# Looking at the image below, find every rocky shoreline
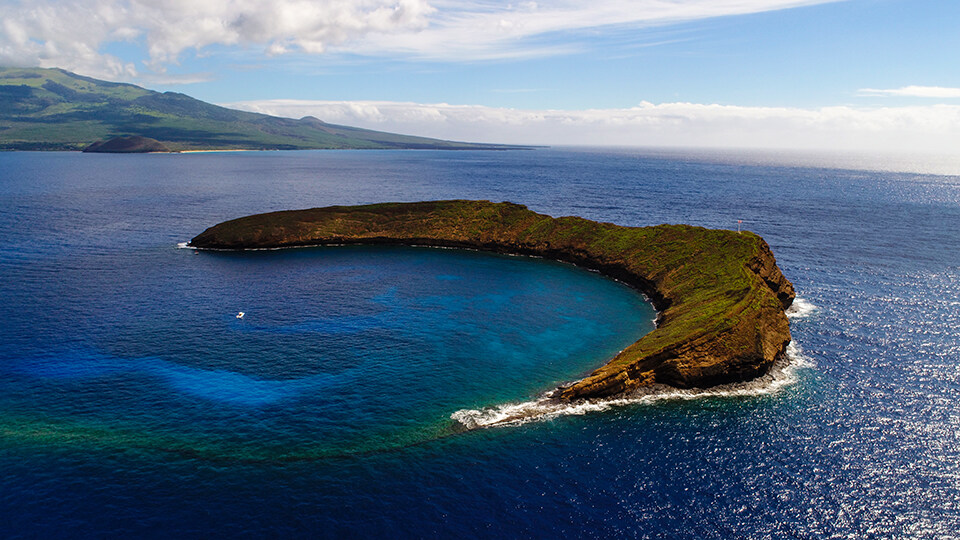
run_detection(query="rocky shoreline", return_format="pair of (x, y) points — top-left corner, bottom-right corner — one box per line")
(190, 200), (794, 400)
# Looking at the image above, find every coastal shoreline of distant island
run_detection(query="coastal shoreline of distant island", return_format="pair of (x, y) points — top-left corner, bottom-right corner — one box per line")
(0, 66), (537, 152)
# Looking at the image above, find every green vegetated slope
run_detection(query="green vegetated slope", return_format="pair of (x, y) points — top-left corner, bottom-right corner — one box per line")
(191, 200), (795, 399)
(0, 67), (522, 151)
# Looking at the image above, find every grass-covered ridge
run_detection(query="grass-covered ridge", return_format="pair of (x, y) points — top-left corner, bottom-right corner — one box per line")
(190, 200), (795, 399)
(0, 67), (527, 151)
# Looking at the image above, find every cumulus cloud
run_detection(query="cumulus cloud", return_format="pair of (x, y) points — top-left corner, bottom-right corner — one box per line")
(858, 86), (960, 98)
(0, 0), (842, 78)
(0, 0), (434, 79)
(225, 98), (960, 154)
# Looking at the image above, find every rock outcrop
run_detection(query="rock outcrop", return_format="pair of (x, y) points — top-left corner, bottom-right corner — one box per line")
(190, 200), (795, 400)
(82, 135), (171, 153)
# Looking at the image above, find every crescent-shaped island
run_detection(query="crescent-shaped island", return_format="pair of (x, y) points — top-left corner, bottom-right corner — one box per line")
(190, 200), (795, 401)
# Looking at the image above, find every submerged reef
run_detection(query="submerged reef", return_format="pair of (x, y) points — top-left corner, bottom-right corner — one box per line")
(190, 200), (794, 400)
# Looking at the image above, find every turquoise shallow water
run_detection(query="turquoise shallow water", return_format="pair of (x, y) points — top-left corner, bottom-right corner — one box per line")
(1, 243), (655, 459)
(2, 149), (960, 537)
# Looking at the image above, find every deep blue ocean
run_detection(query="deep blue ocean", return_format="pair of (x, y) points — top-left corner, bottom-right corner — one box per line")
(1, 148), (959, 538)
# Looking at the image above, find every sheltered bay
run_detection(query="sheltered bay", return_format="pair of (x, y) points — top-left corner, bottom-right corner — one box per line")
(190, 200), (795, 400)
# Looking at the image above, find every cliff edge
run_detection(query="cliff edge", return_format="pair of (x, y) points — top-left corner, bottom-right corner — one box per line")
(190, 200), (795, 400)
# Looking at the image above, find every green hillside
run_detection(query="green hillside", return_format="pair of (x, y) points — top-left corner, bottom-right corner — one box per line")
(0, 67), (523, 151)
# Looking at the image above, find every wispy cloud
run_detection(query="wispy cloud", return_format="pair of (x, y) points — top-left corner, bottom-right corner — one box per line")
(352, 0), (846, 60)
(138, 72), (216, 85)
(225, 98), (960, 154)
(490, 88), (544, 94)
(858, 86), (960, 98)
(0, 0), (845, 79)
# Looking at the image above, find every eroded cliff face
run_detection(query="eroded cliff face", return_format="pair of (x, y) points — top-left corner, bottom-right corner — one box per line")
(191, 200), (795, 401)
(748, 239), (796, 310)
(558, 248), (793, 399)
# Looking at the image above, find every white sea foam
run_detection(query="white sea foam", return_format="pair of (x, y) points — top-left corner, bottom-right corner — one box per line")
(176, 242), (190, 249)
(450, 341), (814, 430)
(786, 296), (817, 319)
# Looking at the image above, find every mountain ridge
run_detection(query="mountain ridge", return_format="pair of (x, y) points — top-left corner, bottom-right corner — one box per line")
(0, 67), (527, 151)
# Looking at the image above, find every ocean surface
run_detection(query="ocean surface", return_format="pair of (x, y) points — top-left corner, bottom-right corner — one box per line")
(1, 148), (959, 538)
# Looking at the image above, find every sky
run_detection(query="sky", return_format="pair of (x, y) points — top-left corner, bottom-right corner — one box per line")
(3, 0), (960, 152)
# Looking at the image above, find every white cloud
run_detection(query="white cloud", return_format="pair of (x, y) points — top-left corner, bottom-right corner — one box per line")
(353, 0), (845, 60)
(0, 1), (139, 79)
(138, 72), (216, 85)
(858, 86), (960, 98)
(224, 98), (960, 154)
(0, 0), (434, 79)
(0, 0), (844, 78)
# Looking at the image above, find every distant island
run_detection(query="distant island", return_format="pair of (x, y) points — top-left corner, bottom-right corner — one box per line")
(0, 67), (531, 152)
(190, 200), (795, 400)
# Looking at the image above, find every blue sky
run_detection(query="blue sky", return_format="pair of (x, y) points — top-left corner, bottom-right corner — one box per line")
(3, 0), (960, 151)
(171, 0), (960, 109)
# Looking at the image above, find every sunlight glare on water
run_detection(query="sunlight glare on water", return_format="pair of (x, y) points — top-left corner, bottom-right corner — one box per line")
(1, 149), (959, 537)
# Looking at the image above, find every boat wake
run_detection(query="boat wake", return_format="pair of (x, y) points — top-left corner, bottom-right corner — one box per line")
(451, 341), (814, 430)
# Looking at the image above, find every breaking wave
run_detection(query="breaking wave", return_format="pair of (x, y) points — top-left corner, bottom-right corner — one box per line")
(451, 341), (814, 430)
(787, 296), (817, 319)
